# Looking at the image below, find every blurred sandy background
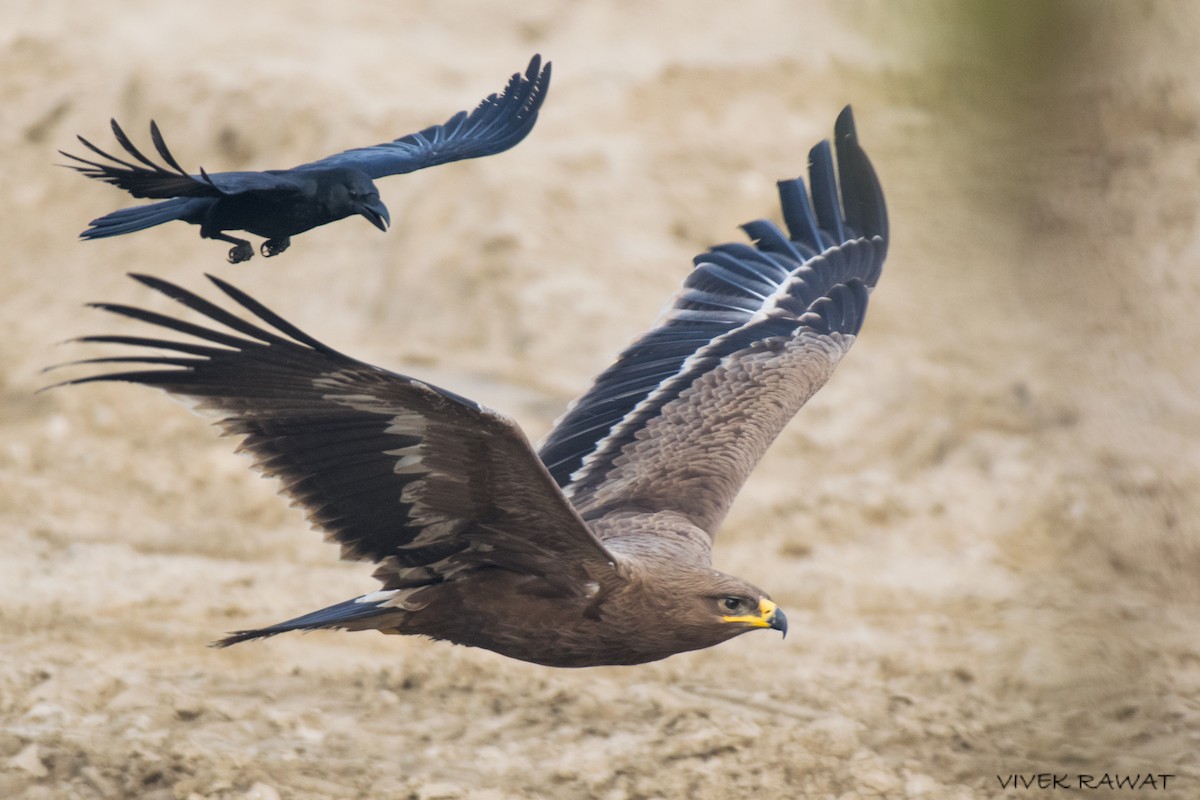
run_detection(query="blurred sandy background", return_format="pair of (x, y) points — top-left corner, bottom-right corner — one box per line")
(2, 2), (1198, 798)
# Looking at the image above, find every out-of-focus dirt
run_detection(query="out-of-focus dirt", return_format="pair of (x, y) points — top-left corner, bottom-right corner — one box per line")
(2, 2), (1198, 798)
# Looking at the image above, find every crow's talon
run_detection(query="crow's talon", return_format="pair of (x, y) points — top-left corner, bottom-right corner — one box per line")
(227, 243), (254, 264)
(261, 237), (291, 258)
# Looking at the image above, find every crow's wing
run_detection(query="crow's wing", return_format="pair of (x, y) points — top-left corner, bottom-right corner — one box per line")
(538, 107), (888, 539)
(61, 119), (316, 199)
(52, 274), (618, 597)
(294, 55), (549, 179)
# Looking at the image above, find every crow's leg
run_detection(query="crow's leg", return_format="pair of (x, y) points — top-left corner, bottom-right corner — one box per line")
(225, 241), (254, 264)
(204, 231), (254, 263)
(261, 237), (291, 258)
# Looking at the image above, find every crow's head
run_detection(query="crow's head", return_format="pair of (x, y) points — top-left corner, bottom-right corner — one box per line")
(327, 169), (390, 232)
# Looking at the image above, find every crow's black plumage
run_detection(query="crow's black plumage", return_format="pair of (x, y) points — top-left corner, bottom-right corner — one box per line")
(61, 55), (550, 264)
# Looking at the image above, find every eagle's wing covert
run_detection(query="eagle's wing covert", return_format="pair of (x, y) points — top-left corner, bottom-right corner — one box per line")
(537, 106), (889, 538)
(52, 273), (617, 596)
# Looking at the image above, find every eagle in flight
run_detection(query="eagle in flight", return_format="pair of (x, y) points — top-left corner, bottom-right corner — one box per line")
(53, 107), (888, 667)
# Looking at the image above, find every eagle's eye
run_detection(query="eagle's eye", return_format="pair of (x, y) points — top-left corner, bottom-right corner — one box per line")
(720, 597), (743, 612)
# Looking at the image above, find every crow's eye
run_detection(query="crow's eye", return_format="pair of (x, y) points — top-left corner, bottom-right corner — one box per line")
(721, 597), (742, 612)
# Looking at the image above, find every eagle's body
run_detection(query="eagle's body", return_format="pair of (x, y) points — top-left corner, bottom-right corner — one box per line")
(374, 535), (722, 668)
(265, 515), (766, 668)
(55, 107), (887, 667)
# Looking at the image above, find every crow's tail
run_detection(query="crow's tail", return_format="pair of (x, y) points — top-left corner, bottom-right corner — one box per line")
(80, 197), (204, 239)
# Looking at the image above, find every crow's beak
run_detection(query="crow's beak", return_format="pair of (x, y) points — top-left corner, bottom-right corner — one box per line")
(359, 199), (390, 232)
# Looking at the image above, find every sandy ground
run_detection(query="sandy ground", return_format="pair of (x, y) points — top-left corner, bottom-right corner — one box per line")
(2, 2), (1199, 798)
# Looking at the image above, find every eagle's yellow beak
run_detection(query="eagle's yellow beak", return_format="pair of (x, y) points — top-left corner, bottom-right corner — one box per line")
(723, 598), (788, 638)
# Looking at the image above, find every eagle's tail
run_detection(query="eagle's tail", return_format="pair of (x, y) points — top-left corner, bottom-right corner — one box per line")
(212, 591), (404, 647)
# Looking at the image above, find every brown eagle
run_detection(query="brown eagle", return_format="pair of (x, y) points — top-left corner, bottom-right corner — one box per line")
(53, 107), (888, 667)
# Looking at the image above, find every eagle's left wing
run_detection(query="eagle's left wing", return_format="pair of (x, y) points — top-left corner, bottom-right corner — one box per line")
(538, 107), (888, 538)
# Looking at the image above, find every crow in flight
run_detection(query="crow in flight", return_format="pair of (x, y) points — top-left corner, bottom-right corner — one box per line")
(61, 55), (550, 264)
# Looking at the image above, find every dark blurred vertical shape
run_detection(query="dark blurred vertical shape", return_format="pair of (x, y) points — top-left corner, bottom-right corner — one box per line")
(836, 1), (1200, 770)
(883, 0), (1200, 583)
(853, 2), (1199, 372)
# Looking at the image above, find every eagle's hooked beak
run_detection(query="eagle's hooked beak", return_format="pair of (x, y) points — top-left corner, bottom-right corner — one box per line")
(724, 597), (788, 638)
(359, 198), (391, 232)
(766, 603), (788, 639)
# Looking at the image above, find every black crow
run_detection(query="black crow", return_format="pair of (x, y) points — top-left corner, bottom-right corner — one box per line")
(61, 55), (550, 263)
